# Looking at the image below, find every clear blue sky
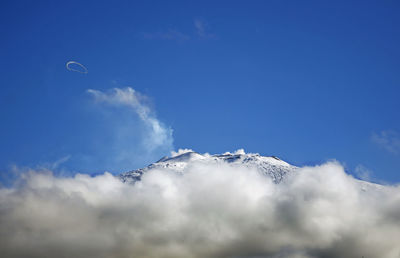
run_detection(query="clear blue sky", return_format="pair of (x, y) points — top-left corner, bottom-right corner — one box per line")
(1, 1), (399, 182)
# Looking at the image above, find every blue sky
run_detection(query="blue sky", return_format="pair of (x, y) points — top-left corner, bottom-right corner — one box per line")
(1, 0), (399, 182)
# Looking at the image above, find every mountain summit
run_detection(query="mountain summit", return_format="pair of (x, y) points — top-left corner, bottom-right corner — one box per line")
(119, 149), (297, 184)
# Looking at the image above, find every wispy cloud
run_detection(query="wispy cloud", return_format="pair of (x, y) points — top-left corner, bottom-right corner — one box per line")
(355, 164), (373, 181)
(143, 19), (216, 42)
(194, 18), (215, 38)
(87, 87), (173, 153)
(194, 19), (206, 37)
(143, 29), (190, 41)
(371, 130), (400, 154)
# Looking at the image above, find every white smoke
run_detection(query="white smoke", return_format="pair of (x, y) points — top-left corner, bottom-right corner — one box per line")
(170, 148), (195, 157)
(87, 87), (173, 152)
(1, 157), (400, 258)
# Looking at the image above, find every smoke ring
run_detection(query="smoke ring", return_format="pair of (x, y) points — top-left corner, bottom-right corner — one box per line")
(66, 61), (88, 74)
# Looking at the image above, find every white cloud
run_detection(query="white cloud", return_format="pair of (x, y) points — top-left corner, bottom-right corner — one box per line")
(171, 148), (195, 157)
(1, 161), (400, 257)
(87, 87), (173, 152)
(194, 19), (215, 38)
(372, 130), (400, 154)
(234, 148), (246, 155)
(143, 20), (215, 42)
(194, 19), (206, 37)
(45, 155), (71, 170)
(143, 29), (190, 41)
(355, 164), (373, 181)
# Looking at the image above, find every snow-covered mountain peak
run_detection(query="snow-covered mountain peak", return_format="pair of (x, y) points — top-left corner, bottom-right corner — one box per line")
(157, 151), (205, 163)
(119, 149), (297, 184)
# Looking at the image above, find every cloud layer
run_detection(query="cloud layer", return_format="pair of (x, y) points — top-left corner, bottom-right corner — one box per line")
(1, 160), (400, 258)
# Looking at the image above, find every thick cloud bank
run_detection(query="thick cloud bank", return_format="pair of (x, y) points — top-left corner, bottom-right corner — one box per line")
(1, 162), (400, 258)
